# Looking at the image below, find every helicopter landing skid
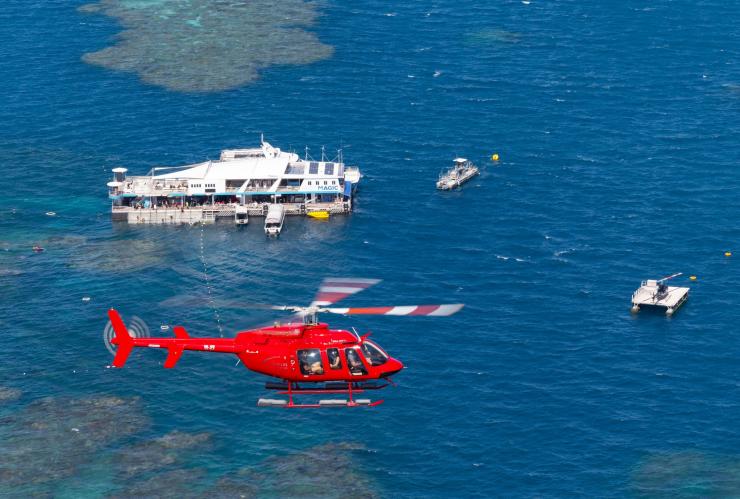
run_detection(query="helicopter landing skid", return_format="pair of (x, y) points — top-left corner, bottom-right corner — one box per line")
(257, 380), (387, 408)
(264, 380), (390, 391)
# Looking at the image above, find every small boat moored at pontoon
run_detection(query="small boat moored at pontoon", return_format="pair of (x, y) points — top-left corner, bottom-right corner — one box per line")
(264, 204), (285, 236)
(235, 206), (249, 225)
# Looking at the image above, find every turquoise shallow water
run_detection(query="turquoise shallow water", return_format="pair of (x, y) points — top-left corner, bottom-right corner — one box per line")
(1, 0), (739, 497)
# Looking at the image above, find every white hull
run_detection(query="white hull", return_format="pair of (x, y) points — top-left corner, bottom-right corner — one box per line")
(437, 168), (479, 190)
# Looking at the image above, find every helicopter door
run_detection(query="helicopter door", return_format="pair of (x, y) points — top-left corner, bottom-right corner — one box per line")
(345, 348), (368, 375)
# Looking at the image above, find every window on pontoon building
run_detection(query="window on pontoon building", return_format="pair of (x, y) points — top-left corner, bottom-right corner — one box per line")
(226, 179), (246, 189)
(327, 348), (342, 370)
(345, 348), (367, 375)
(361, 341), (388, 366)
(298, 349), (324, 375)
(324, 163), (334, 175)
(285, 164), (304, 175)
(309, 162), (319, 174)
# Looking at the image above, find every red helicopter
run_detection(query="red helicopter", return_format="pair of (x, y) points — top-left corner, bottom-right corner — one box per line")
(107, 278), (463, 408)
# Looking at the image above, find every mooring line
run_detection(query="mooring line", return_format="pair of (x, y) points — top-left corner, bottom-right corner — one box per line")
(199, 221), (224, 337)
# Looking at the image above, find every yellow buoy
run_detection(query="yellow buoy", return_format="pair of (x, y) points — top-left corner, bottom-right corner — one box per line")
(725, 251), (732, 257)
(491, 153), (500, 161)
(689, 275), (697, 281)
(307, 211), (330, 220)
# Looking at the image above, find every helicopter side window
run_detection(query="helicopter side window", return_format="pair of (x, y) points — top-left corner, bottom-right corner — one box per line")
(361, 341), (388, 366)
(298, 349), (324, 375)
(345, 348), (367, 375)
(327, 348), (342, 370)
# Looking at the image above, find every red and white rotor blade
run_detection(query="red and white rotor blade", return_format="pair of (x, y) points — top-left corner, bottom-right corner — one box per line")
(658, 272), (683, 283)
(323, 304), (464, 316)
(310, 278), (382, 306)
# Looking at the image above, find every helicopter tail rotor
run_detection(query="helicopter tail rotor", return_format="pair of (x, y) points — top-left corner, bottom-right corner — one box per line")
(107, 309), (136, 368)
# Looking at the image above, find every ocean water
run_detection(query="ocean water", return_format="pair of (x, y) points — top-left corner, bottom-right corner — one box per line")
(1, 0), (739, 497)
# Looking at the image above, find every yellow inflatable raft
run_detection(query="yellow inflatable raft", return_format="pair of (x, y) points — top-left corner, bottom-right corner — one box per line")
(307, 210), (330, 220)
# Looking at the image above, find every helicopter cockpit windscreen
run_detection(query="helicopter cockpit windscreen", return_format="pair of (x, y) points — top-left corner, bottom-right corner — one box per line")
(361, 340), (388, 366)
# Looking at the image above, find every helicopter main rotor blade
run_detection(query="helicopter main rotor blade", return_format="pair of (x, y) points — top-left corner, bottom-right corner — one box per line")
(321, 304), (464, 316)
(270, 305), (306, 313)
(161, 277), (382, 311)
(310, 278), (382, 306)
(657, 272), (683, 283)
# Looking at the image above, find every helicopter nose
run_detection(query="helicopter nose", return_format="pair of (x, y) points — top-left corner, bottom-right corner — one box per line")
(381, 358), (404, 378)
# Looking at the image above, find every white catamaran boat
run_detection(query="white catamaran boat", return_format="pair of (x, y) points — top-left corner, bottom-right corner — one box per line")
(436, 158), (480, 190)
(107, 138), (361, 226)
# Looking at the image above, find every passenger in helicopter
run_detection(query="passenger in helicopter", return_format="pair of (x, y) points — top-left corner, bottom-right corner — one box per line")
(327, 348), (342, 370)
(345, 348), (367, 375)
(298, 349), (324, 375)
(309, 361), (323, 374)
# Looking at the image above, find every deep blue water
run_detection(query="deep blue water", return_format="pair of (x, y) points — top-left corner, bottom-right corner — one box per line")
(1, 0), (739, 497)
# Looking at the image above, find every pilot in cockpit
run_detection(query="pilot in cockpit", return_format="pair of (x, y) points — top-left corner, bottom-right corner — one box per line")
(346, 348), (366, 375)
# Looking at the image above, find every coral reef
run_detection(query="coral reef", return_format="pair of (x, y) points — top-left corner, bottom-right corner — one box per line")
(114, 430), (212, 477)
(0, 386), (22, 404)
(0, 392), (378, 497)
(79, 0), (333, 92)
(633, 451), (740, 497)
(0, 396), (148, 487)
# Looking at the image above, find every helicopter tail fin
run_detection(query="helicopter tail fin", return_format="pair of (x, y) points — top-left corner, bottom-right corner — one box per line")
(162, 327), (190, 368)
(108, 308), (134, 368)
(173, 326), (190, 339)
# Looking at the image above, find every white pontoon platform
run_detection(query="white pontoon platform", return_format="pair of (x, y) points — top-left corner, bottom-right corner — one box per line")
(107, 138), (360, 225)
(631, 273), (689, 316)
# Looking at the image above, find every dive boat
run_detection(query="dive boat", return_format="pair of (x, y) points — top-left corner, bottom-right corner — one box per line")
(436, 158), (479, 190)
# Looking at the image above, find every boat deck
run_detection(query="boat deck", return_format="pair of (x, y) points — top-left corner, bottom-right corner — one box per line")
(436, 161), (480, 190)
(631, 285), (689, 315)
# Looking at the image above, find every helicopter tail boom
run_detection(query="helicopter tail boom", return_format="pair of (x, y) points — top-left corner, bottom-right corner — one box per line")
(107, 309), (239, 368)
